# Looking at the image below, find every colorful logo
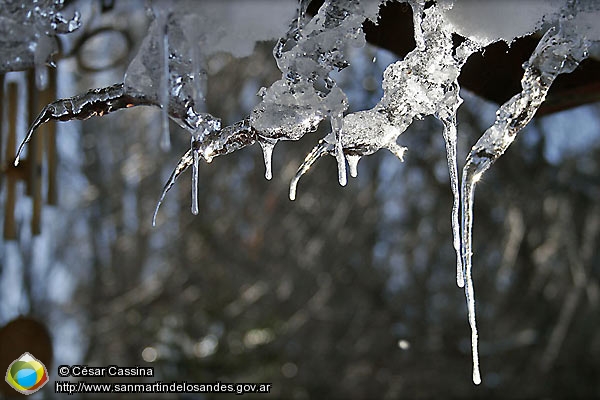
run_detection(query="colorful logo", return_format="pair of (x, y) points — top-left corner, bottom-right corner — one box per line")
(5, 352), (49, 395)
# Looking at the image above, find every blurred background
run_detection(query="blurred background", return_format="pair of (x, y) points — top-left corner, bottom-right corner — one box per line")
(1, 1), (600, 398)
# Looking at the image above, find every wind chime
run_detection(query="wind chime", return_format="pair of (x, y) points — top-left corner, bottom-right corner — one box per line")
(0, 68), (58, 240)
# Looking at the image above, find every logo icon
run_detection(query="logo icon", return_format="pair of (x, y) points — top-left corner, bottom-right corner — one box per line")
(5, 352), (49, 395)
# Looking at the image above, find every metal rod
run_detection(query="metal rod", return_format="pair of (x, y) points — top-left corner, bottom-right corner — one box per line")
(28, 70), (43, 235)
(0, 73), (4, 190)
(4, 83), (19, 240)
(46, 68), (58, 205)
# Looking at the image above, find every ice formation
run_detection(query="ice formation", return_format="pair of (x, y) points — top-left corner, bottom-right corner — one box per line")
(10, 0), (600, 386)
(123, 0), (300, 213)
(250, 0), (383, 181)
(0, 0), (81, 87)
(149, 0), (387, 220)
(460, 2), (597, 384)
(289, 1), (479, 294)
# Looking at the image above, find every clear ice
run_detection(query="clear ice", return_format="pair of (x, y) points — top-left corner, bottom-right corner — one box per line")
(460, 4), (593, 384)
(330, 113), (348, 186)
(259, 139), (276, 180)
(125, 0), (223, 215)
(251, 0), (380, 183)
(290, 2), (478, 294)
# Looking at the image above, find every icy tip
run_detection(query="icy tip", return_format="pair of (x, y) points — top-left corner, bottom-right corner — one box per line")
(346, 155), (360, 178)
(260, 140), (275, 181)
(289, 184), (297, 201)
(457, 266), (465, 287)
(473, 371), (481, 385)
(335, 143), (347, 186)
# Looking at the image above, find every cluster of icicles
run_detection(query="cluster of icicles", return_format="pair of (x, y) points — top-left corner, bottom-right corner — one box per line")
(13, 0), (598, 385)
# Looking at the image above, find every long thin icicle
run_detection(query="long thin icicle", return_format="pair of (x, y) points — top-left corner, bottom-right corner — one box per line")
(191, 141), (200, 215)
(441, 115), (463, 288)
(331, 113), (347, 186)
(460, 12), (590, 385)
(461, 161), (481, 385)
(153, 149), (194, 226)
(291, 2), (477, 294)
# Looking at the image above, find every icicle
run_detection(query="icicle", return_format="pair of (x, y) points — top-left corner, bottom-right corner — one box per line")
(411, 0), (426, 51)
(259, 139), (276, 180)
(335, 141), (347, 186)
(459, 15), (591, 384)
(346, 154), (361, 178)
(461, 160), (482, 385)
(460, 24), (591, 281)
(331, 113), (347, 186)
(191, 140), (200, 215)
(159, 13), (171, 151)
(289, 186), (297, 201)
(289, 140), (332, 200)
(440, 116), (464, 287)
(153, 149), (194, 226)
(33, 35), (53, 90)
(35, 65), (49, 91)
(253, 0), (366, 171)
